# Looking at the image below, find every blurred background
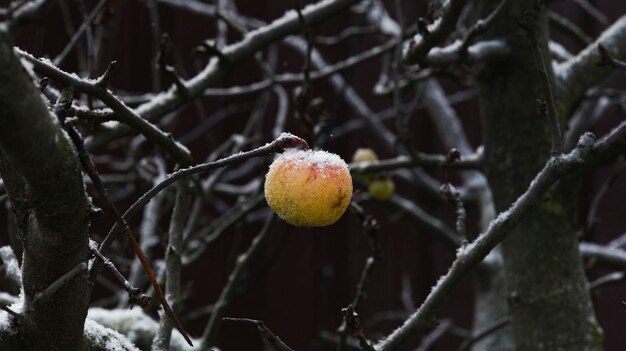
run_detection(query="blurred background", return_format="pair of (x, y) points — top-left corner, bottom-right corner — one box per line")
(1, 0), (625, 350)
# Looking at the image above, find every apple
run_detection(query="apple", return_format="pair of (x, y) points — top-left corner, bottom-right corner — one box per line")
(264, 149), (353, 227)
(368, 177), (395, 201)
(351, 148), (379, 164)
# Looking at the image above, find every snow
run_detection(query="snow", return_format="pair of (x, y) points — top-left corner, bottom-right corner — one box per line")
(455, 241), (475, 258)
(271, 149), (348, 172)
(0, 310), (14, 336)
(0, 297), (23, 337)
(0, 247), (21, 284)
(84, 319), (141, 351)
(88, 308), (195, 351)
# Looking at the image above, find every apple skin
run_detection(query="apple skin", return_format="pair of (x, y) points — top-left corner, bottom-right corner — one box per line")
(368, 178), (395, 201)
(264, 149), (353, 227)
(351, 148), (379, 164)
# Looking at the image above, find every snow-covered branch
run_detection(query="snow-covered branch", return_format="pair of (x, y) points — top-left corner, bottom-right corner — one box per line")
(373, 125), (624, 350)
(555, 14), (626, 117)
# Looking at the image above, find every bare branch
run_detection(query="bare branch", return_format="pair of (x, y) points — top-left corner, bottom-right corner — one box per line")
(222, 318), (294, 351)
(555, 14), (626, 117)
(349, 152), (482, 174)
(387, 194), (461, 248)
(200, 215), (275, 348)
(548, 11), (593, 47)
(580, 242), (626, 269)
(374, 130), (612, 351)
(87, 0), (361, 150)
(402, 0), (466, 64)
(16, 49), (192, 164)
(89, 241), (151, 309)
(33, 263), (88, 305)
(153, 178), (193, 350)
(5, 0), (53, 32)
(99, 133), (307, 254)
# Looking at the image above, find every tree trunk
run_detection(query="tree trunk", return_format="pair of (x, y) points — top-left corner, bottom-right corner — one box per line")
(478, 1), (603, 350)
(0, 30), (90, 351)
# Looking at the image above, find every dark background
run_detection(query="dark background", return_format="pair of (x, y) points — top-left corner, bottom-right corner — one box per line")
(1, 0), (626, 350)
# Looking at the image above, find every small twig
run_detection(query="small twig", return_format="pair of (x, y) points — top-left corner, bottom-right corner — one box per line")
(440, 183), (467, 243)
(350, 152), (482, 174)
(402, 0), (466, 64)
(597, 44), (626, 71)
(53, 0), (107, 66)
(519, 1), (562, 155)
(94, 61), (118, 88)
(1, 305), (19, 318)
(415, 319), (453, 351)
(89, 241), (151, 309)
(338, 203), (382, 351)
(17, 48), (192, 163)
(589, 271), (626, 290)
(570, 0), (608, 26)
(222, 317), (294, 351)
(6, 0), (54, 32)
(34, 262), (88, 305)
(585, 160), (625, 234)
(201, 215), (276, 348)
(292, 0), (315, 138)
(375, 132), (600, 351)
(342, 305), (375, 351)
(456, 317), (510, 351)
(197, 39), (228, 61)
(98, 133), (308, 254)
(54, 90), (193, 346)
(457, 0), (509, 58)
(548, 11), (593, 47)
(163, 65), (190, 98)
(153, 176), (193, 349)
(388, 194), (461, 249)
(315, 26), (376, 45)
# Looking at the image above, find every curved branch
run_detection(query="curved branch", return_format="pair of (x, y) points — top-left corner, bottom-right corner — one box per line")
(374, 129), (620, 351)
(87, 0), (361, 150)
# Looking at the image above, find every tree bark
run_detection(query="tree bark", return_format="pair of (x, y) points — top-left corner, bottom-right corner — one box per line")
(0, 30), (90, 350)
(478, 1), (603, 350)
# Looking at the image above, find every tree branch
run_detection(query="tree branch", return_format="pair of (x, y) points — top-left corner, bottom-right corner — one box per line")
(86, 0), (361, 150)
(555, 14), (626, 117)
(374, 130), (612, 351)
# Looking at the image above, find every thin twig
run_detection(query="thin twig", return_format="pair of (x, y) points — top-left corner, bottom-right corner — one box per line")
(6, 0), (53, 32)
(16, 49), (192, 163)
(589, 271), (626, 290)
(414, 319), (453, 351)
(548, 11), (593, 47)
(98, 133), (307, 254)
(89, 241), (151, 309)
(440, 183), (467, 244)
(54, 90), (193, 346)
(222, 317), (294, 351)
(375, 131), (608, 351)
(456, 317), (510, 351)
(201, 215), (276, 348)
(597, 43), (626, 70)
(338, 203), (382, 351)
(33, 263), (88, 305)
(402, 0), (466, 64)
(53, 0), (107, 66)
(342, 305), (375, 351)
